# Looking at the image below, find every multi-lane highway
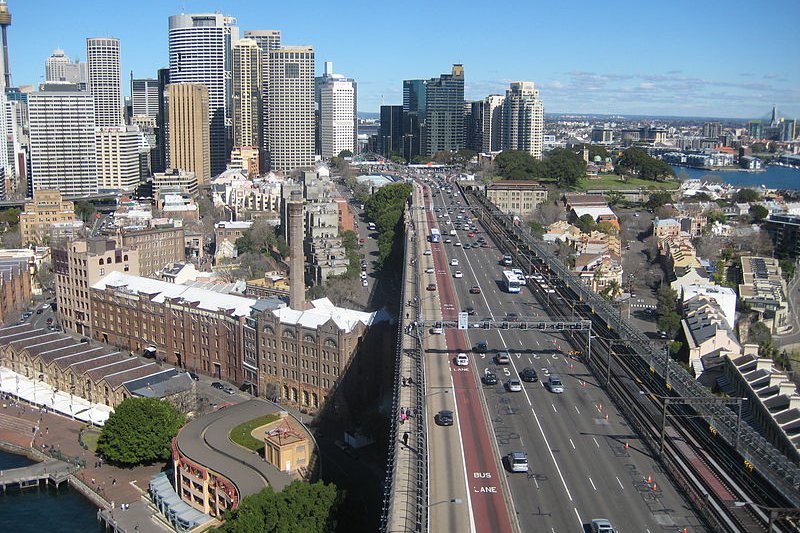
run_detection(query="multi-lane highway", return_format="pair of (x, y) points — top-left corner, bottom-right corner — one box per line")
(422, 179), (704, 532)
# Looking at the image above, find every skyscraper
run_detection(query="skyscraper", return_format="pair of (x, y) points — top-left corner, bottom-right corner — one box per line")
(424, 64), (464, 156)
(316, 61), (356, 159)
(152, 68), (169, 173)
(131, 78), (159, 118)
(28, 83), (97, 195)
(231, 39), (262, 153)
(168, 13), (239, 177)
(45, 49), (87, 88)
(482, 94), (504, 153)
(501, 81), (544, 158)
(96, 125), (141, 192)
(0, 0), (11, 89)
(464, 100), (483, 153)
(167, 83), (210, 185)
(379, 105), (403, 157)
(267, 46), (315, 171)
(244, 30), (281, 169)
(86, 37), (122, 127)
(402, 79), (426, 160)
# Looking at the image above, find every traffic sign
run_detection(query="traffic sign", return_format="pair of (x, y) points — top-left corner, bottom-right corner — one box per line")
(458, 312), (469, 330)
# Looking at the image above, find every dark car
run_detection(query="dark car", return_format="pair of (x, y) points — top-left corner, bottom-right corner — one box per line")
(469, 285), (481, 294)
(80, 337), (90, 343)
(482, 371), (498, 385)
(188, 372), (200, 381)
(211, 381), (225, 390)
(464, 307), (476, 316)
(434, 410), (454, 426)
(474, 341), (488, 353)
(520, 367), (538, 383)
(506, 312), (518, 322)
(426, 283), (437, 291)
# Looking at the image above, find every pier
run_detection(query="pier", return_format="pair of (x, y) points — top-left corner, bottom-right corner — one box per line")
(0, 458), (76, 491)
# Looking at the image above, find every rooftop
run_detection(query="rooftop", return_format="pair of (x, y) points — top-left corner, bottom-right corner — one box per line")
(272, 298), (382, 333)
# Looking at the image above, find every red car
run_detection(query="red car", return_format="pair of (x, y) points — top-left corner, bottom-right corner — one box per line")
(469, 285), (481, 294)
(427, 283), (437, 291)
(467, 232), (476, 237)
(359, 238), (366, 244)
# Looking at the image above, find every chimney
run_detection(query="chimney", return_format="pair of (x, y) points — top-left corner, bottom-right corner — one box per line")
(288, 193), (305, 310)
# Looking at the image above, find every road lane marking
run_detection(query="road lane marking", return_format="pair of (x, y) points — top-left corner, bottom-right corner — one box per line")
(569, 438), (575, 450)
(551, 404), (557, 413)
(616, 476), (624, 490)
(589, 477), (597, 491)
(593, 437), (600, 448)
(574, 405), (580, 414)
(573, 508), (583, 528)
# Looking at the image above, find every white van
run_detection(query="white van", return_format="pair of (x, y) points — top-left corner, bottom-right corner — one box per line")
(455, 353), (469, 366)
(508, 452), (529, 472)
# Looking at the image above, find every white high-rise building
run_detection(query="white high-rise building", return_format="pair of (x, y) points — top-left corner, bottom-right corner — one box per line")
(45, 49), (87, 88)
(244, 30), (281, 168)
(267, 46), (315, 171)
(482, 94), (505, 153)
(96, 125), (141, 192)
(28, 83), (97, 195)
(131, 78), (159, 118)
(3, 97), (20, 191)
(317, 62), (356, 159)
(501, 81), (544, 158)
(231, 39), (262, 150)
(86, 37), (122, 127)
(168, 13), (239, 177)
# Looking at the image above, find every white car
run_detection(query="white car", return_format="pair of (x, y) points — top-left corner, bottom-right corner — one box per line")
(431, 323), (443, 335)
(453, 271), (463, 278)
(450, 258), (459, 266)
(424, 249), (432, 256)
(454, 241), (462, 247)
(425, 267), (435, 274)
(507, 379), (523, 392)
(455, 353), (469, 366)
(361, 279), (368, 287)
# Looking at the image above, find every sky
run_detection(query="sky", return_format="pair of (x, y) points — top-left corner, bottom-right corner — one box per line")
(6, 0), (800, 119)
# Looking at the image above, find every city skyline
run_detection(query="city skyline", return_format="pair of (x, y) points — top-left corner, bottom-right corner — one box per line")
(4, 0), (798, 119)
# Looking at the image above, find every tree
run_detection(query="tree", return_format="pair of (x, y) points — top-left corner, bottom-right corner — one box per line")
(528, 202), (563, 227)
(495, 150), (544, 180)
(545, 148), (586, 187)
(0, 207), (20, 227)
(584, 144), (610, 161)
(453, 149), (477, 166)
(655, 285), (681, 335)
(595, 221), (619, 236)
(96, 398), (185, 466)
(236, 219), (281, 257)
(706, 210), (727, 226)
(432, 150), (454, 164)
(364, 182), (412, 268)
(575, 214), (596, 233)
(74, 201), (97, 224)
(735, 188), (761, 203)
(337, 150), (353, 159)
(616, 147), (675, 181)
(527, 221), (545, 238)
(216, 481), (341, 533)
(749, 204), (768, 222)
(646, 191), (673, 210)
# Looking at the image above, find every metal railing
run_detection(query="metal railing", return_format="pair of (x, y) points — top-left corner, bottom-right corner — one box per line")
(468, 189), (800, 507)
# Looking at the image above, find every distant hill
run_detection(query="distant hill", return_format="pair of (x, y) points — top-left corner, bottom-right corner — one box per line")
(358, 112), (380, 120)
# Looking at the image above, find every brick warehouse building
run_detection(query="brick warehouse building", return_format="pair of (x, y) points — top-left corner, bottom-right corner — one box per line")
(89, 272), (383, 411)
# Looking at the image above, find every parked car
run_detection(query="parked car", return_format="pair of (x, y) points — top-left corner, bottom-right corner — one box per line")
(211, 381), (225, 390)
(188, 372), (200, 381)
(494, 352), (510, 365)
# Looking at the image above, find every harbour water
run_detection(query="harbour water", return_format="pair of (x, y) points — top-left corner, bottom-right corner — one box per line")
(671, 164), (800, 191)
(0, 450), (101, 533)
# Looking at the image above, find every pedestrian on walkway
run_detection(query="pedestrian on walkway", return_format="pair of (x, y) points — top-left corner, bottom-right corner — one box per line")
(402, 432), (409, 446)
(112, 478), (116, 486)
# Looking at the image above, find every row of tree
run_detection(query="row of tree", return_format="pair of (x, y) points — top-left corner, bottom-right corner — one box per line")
(495, 148), (587, 187)
(615, 147), (675, 181)
(363, 181), (412, 269)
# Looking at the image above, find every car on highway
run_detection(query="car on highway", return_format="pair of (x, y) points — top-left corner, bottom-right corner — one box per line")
(506, 378), (523, 392)
(591, 519), (616, 533)
(454, 241), (462, 247)
(474, 341), (488, 353)
(453, 270), (463, 278)
(463, 243), (471, 249)
(424, 249), (432, 255)
(444, 238), (452, 243)
(431, 322), (443, 335)
(469, 285), (481, 294)
(450, 258), (459, 266)
(547, 374), (565, 393)
(464, 306), (475, 315)
(480, 242), (489, 248)
(434, 410), (454, 426)
(507, 451), (529, 473)
(455, 353), (469, 366)
(36, 309), (43, 315)
(494, 352), (510, 365)
(425, 267), (435, 273)
(505, 312), (518, 322)
(520, 368), (538, 382)
(426, 283), (437, 291)
(482, 371), (498, 385)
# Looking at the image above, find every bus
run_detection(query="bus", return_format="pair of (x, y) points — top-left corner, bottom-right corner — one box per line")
(429, 228), (441, 243)
(502, 270), (522, 293)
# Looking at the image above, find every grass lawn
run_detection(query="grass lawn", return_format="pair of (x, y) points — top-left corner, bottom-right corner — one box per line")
(229, 414), (281, 452)
(578, 174), (680, 190)
(81, 428), (102, 453)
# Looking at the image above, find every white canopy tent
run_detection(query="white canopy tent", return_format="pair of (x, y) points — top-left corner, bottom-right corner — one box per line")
(0, 366), (113, 426)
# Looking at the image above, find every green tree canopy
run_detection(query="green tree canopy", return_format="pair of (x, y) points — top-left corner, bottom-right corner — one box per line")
(584, 144), (610, 160)
(337, 150), (353, 158)
(616, 147), (675, 181)
(655, 285), (681, 335)
(495, 150), (544, 180)
(0, 207), (20, 226)
(735, 188), (761, 203)
(575, 214), (596, 233)
(216, 481), (341, 533)
(545, 148), (586, 187)
(96, 398), (185, 466)
(364, 182), (412, 268)
(749, 204), (769, 222)
(646, 191), (673, 210)
(74, 201), (97, 223)
(595, 221), (619, 236)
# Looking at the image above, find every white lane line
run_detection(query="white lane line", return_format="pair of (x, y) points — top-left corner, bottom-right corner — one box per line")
(573, 508), (583, 528)
(528, 357), (533, 364)
(534, 476), (540, 489)
(569, 438), (575, 450)
(520, 436), (524, 448)
(551, 403), (557, 413)
(574, 405), (580, 414)
(593, 437), (600, 448)
(616, 476), (624, 490)
(589, 477), (597, 491)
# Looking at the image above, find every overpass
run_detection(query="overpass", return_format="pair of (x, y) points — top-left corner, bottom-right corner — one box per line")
(0, 193), (120, 210)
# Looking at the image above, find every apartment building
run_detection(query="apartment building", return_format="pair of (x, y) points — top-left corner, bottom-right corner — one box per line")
(739, 256), (789, 333)
(53, 238), (139, 336)
(111, 225), (185, 277)
(19, 189), (82, 245)
(486, 180), (547, 217)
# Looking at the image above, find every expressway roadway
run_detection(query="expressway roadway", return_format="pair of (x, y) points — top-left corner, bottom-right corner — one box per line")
(416, 182), (515, 533)
(424, 180), (706, 533)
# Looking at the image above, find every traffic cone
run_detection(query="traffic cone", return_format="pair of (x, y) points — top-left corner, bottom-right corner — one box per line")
(647, 474), (652, 483)
(652, 482), (658, 491)
(605, 414), (609, 421)
(624, 442), (629, 449)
